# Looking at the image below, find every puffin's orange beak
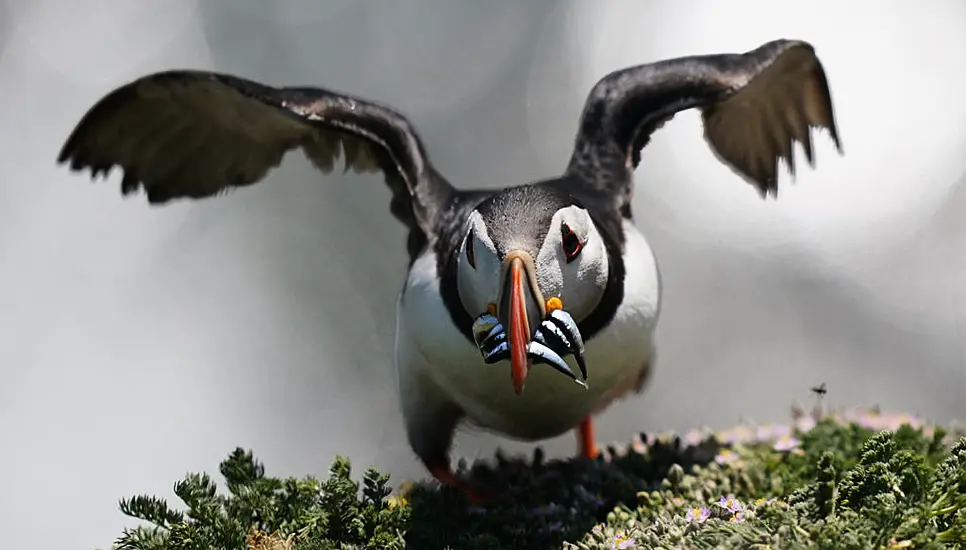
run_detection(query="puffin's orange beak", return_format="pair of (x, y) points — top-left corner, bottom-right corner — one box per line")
(497, 251), (544, 395)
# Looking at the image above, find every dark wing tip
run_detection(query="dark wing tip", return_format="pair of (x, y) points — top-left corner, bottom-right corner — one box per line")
(55, 68), (451, 251)
(56, 70), (176, 169)
(56, 72), (160, 196)
(55, 143), (71, 165)
(702, 39), (842, 198)
(54, 70), (315, 203)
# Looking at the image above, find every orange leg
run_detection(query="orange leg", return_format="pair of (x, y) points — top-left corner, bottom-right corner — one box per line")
(425, 459), (494, 504)
(577, 416), (600, 458)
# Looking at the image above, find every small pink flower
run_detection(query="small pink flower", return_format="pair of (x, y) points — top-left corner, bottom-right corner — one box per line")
(714, 449), (739, 465)
(773, 435), (801, 452)
(856, 414), (883, 430)
(685, 506), (711, 524)
(611, 532), (637, 549)
(717, 426), (755, 445)
(795, 415), (817, 433)
(717, 495), (744, 514)
(682, 429), (709, 447)
(756, 423), (791, 441)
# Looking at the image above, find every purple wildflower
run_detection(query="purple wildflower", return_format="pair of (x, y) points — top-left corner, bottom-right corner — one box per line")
(717, 425), (755, 445)
(714, 449), (739, 465)
(682, 428), (708, 447)
(685, 506), (710, 524)
(773, 435), (801, 452)
(795, 415), (817, 433)
(717, 495), (744, 514)
(856, 413), (883, 430)
(852, 410), (923, 432)
(756, 423), (791, 441)
(881, 412), (922, 430)
(716, 496), (746, 523)
(612, 533), (637, 549)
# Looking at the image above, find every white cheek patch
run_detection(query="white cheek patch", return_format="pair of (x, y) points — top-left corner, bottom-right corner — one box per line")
(535, 206), (608, 321)
(534, 242), (564, 299)
(456, 213), (502, 316)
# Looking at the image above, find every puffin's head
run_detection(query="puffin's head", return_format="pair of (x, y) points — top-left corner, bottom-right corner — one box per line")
(456, 185), (609, 395)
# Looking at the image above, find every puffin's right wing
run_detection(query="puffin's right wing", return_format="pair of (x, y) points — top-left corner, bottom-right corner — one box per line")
(57, 70), (453, 257)
(565, 39), (841, 209)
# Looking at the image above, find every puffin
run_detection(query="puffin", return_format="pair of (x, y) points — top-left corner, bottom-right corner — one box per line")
(57, 39), (841, 501)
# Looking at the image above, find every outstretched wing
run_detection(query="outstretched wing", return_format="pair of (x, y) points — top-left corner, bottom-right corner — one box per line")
(57, 70), (454, 257)
(565, 39), (841, 209)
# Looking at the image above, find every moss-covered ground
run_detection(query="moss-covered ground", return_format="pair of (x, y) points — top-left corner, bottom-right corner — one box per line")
(108, 406), (966, 549)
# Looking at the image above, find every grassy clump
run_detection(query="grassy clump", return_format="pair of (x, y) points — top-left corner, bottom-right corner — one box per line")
(108, 408), (966, 550)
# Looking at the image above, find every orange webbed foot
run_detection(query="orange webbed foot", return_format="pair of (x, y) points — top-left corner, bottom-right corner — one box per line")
(426, 461), (499, 504)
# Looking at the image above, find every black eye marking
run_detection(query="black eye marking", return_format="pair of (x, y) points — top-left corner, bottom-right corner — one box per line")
(465, 229), (477, 269)
(561, 223), (583, 263)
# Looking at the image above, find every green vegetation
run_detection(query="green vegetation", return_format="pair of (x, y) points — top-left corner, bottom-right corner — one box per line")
(107, 408), (966, 549)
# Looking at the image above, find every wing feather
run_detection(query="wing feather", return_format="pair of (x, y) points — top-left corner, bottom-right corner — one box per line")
(565, 39), (842, 209)
(58, 70), (454, 257)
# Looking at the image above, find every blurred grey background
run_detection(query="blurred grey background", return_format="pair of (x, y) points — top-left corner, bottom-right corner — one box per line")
(1, 0), (964, 548)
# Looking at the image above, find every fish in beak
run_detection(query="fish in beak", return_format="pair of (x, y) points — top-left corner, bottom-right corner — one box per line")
(497, 250), (545, 395)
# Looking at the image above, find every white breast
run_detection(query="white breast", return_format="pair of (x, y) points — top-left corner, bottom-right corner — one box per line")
(394, 220), (661, 442)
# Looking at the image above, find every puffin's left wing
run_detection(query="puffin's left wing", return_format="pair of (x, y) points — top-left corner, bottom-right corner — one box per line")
(57, 70), (453, 256)
(565, 39), (841, 208)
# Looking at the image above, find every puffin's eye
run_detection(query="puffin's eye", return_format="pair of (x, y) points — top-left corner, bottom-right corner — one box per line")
(561, 223), (583, 263)
(465, 230), (476, 269)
